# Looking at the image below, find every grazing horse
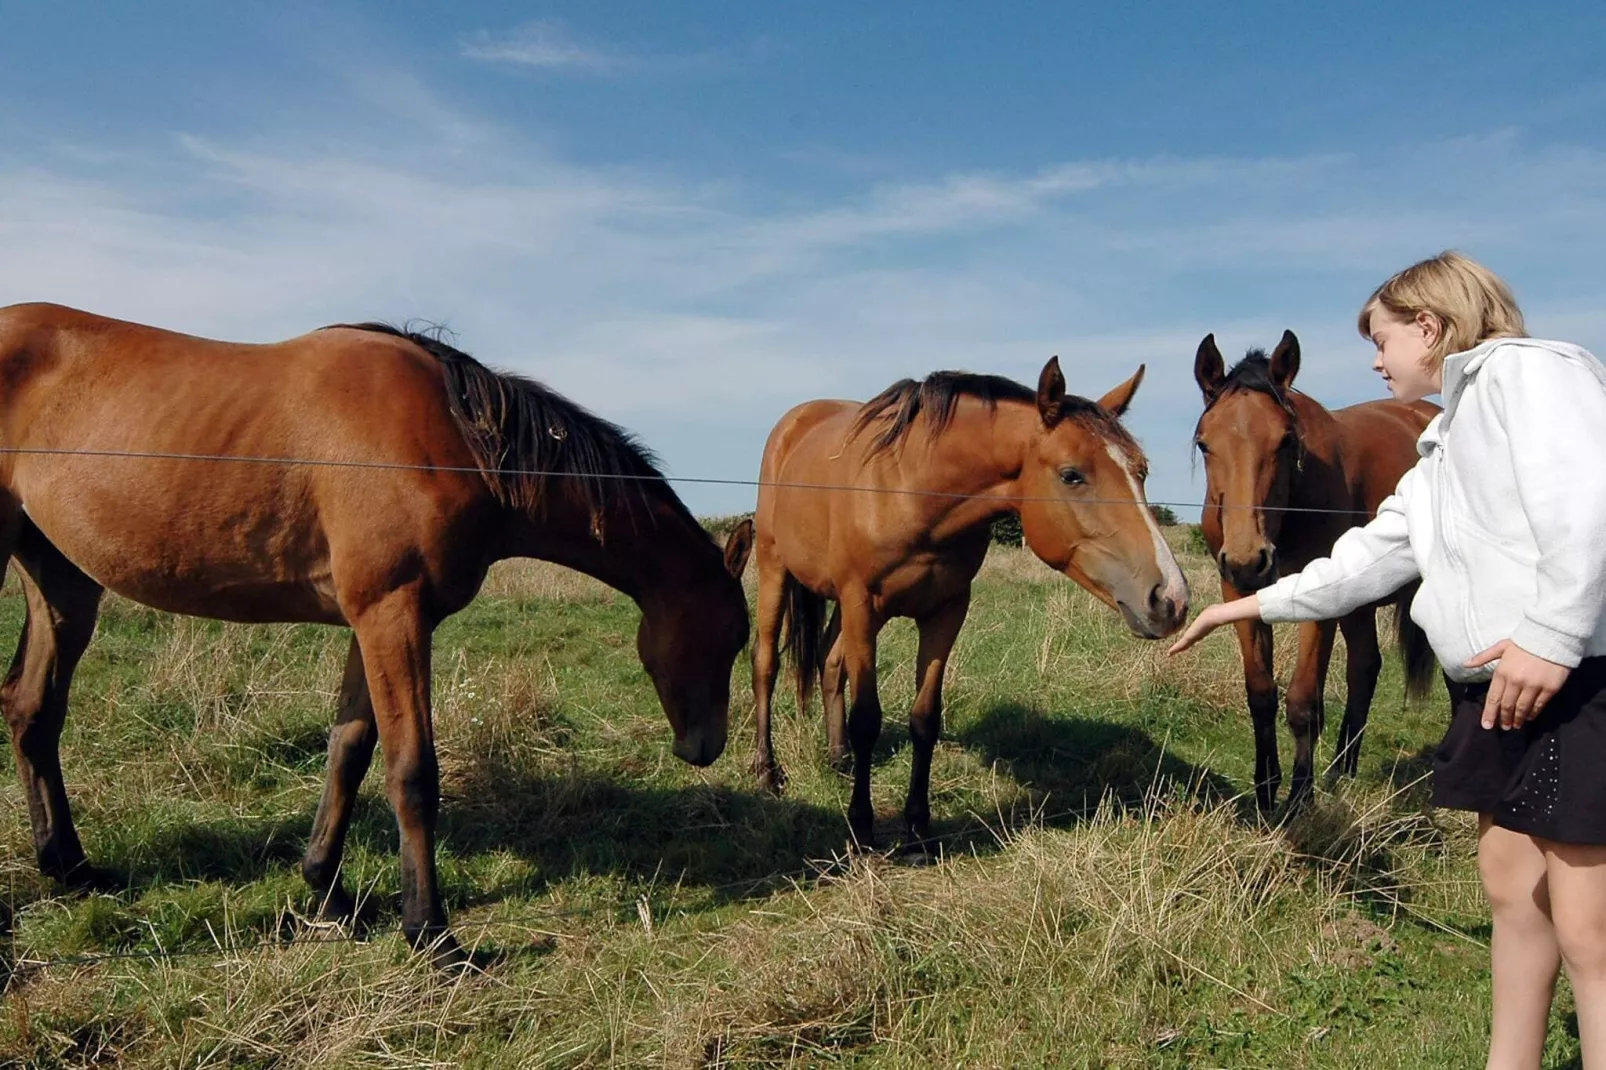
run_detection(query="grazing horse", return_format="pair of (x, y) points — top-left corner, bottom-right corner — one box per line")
(0, 303), (754, 966)
(751, 356), (1190, 850)
(1192, 330), (1438, 813)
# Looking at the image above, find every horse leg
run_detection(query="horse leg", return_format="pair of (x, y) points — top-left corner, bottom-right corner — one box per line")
(821, 605), (847, 770)
(904, 592), (970, 853)
(1332, 609), (1382, 780)
(840, 595), (884, 849)
(750, 557), (787, 794)
(1228, 582), (1280, 815)
(301, 635), (378, 921)
(1284, 619), (1337, 813)
(3, 521), (104, 886)
(348, 593), (460, 968)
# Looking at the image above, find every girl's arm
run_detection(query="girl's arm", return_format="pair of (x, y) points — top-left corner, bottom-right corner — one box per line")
(1169, 464), (1423, 655)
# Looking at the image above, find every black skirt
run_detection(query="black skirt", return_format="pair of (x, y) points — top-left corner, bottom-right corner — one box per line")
(1433, 657), (1606, 845)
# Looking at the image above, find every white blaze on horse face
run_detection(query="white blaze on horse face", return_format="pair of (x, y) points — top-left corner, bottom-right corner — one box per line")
(1105, 441), (1189, 606)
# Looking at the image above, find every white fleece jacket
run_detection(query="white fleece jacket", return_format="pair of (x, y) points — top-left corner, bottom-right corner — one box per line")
(1256, 337), (1606, 682)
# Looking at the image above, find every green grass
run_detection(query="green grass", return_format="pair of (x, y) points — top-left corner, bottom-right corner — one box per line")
(0, 534), (1581, 1068)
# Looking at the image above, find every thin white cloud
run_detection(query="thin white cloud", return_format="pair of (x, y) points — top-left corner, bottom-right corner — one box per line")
(460, 20), (627, 73)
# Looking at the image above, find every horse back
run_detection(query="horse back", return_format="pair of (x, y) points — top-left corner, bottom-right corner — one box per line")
(0, 303), (495, 625)
(1330, 397), (1440, 512)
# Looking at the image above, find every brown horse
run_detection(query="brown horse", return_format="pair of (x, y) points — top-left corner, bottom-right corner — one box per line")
(751, 357), (1190, 849)
(1193, 330), (1438, 814)
(0, 302), (754, 966)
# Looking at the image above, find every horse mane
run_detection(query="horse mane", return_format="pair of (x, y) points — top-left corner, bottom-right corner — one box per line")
(325, 321), (701, 533)
(852, 370), (1134, 457)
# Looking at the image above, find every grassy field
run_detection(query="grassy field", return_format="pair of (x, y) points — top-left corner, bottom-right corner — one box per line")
(0, 529), (1582, 1068)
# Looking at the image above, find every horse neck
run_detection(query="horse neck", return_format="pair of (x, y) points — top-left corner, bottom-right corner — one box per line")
(496, 486), (716, 606)
(1279, 391), (1354, 539)
(896, 400), (1031, 541)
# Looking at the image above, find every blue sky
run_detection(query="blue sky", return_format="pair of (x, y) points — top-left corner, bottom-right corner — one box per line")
(3, 2), (1604, 517)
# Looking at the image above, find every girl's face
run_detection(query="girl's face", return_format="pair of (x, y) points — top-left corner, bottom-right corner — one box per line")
(1368, 306), (1443, 402)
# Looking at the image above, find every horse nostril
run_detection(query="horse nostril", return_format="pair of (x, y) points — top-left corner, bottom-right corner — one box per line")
(1216, 551), (1230, 578)
(1256, 548), (1274, 576)
(1148, 584), (1181, 623)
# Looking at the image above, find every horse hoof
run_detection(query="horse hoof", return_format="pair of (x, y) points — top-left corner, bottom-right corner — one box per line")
(755, 763), (788, 796)
(54, 861), (116, 894)
(897, 842), (937, 867)
(848, 818), (877, 853)
(428, 932), (472, 972)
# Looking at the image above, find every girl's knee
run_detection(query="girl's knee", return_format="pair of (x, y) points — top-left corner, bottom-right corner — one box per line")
(1481, 863), (1550, 921)
(1480, 825), (1551, 918)
(1557, 923), (1606, 981)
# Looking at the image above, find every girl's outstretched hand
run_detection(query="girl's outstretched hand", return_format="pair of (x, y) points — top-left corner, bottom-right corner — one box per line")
(1167, 595), (1264, 656)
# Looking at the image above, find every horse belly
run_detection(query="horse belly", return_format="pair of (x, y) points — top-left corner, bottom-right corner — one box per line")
(17, 478), (344, 625)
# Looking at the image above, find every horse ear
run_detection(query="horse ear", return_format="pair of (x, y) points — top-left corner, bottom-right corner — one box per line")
(1269, 329), (1301, 390)
(1097, 363), (1145, 418)
(1194, 334), (1226, 402)
(723, 517), (754, 580)
(1037, 356), (1066, 426)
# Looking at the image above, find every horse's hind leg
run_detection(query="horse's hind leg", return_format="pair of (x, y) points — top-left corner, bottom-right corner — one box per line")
(301, 635), (378, 922)
(1284, 619), (1337, 813)
(3, 520), (105, 886)
(1331, 609), (1382, 780)
(821, 605), (847, 769)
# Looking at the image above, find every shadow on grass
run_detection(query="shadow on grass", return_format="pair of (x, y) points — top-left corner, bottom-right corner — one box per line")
(14, 703), (1261, 952)
(954, 702), (1241, 818)
(1381, 741), (1437, 801)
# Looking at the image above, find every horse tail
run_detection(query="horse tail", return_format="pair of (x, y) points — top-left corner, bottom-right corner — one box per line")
(780, 572), (827, 716)
(1393, 581), (1436, 703)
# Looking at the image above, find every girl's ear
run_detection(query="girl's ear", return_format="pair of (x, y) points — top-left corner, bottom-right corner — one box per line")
(1414, 310), (1442, 347)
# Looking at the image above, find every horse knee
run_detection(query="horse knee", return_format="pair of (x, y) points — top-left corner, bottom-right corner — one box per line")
(302, 853), (339, 890)
(385, 752), (440, 824)
(6, 704), (60, 763)
(848, 702), (881, 752)
(1285, 695), (1318, 737)
(908, 705), (942, 749)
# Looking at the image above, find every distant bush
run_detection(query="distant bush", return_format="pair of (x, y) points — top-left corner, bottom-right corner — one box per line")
(701, 512), (755, 541)
(1185, 524), (1210, 557)
(991, 514), (1024, 546)
(996, 506), (1180, 547)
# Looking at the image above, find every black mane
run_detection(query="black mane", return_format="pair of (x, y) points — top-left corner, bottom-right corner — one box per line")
(852, 370), (1131, 455)
(1197, 348), (1307, 457)
(326, 321), (700, 532)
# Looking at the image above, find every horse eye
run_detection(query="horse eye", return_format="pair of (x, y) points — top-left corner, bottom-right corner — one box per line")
(1195, 440), (1210, 457)
(1059, 468), (1085, 486)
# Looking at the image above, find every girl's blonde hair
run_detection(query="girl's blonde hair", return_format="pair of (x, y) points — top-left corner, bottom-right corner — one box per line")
(1358, 250), (1526, 367)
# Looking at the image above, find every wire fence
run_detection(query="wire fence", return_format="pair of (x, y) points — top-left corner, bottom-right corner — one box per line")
(0, 444), (1378, 517)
